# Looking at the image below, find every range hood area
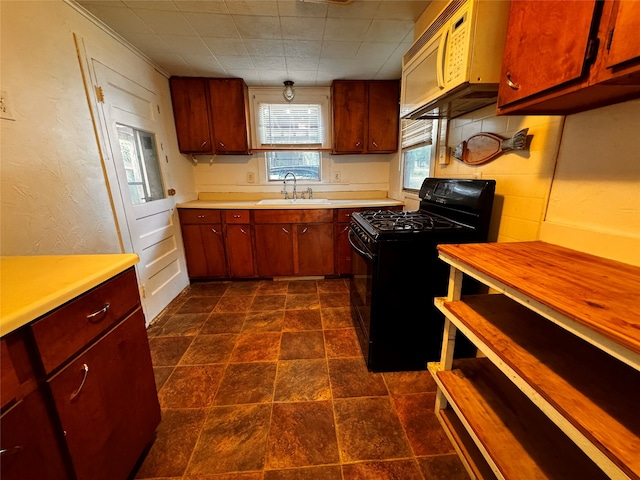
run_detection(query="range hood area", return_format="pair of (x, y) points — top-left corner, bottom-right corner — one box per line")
(400, 0), (510, 120)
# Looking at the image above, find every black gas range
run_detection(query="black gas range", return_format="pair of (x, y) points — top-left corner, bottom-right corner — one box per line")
(349, 178), (496, 372)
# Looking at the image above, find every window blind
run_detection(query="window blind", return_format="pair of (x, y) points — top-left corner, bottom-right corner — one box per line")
(401, 119), (433, 149)
(258, 103), (323, 147)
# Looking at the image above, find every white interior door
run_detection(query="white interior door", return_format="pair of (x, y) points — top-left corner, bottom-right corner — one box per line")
(91, 60), (187, 323)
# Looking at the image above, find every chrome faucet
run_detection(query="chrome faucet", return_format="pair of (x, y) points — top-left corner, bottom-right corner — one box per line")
(282, 172), (297, 199)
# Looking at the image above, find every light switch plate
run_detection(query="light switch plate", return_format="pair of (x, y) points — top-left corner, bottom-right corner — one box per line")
(247, 172), (255, 183)
(333, 171), (341, 182)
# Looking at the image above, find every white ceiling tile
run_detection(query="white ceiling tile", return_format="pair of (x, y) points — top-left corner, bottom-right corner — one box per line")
(283, 71), (319, 85)
(160, 35), (211, 55)
(230, 69), (263, 85)
(225, 0), (279, 16)
(180, 53), (227, 71)
(285, 56), (320, 70)
(233, 15), (283, 38)
(174, 0), (229, 14)
(323, 18), (371, 41)
(184, 12), (240, 37)
(133, 9), (197, 35)
(216, 55), (256, 70)
(251, 56), (287, 70)
(258, 70), (290, 84)
(363, 19), (413, 43)
(327, 1), (380, 19)
(120, 32), (172, 55)
(277, 0), (327, 18)
(321, 41), (360, 58)
(80, 4), (153, 33)
(123, 0), (178, 11)
(280, 16), (325, 40)
(282, 39), (322, 57)
(202, 37), (249, 55)
(375, 1), (430, 21)
(243, 38), (285, 56)
(356, 41), (397, 59)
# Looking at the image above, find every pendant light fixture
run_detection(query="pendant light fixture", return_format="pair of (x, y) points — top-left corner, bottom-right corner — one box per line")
(283, 80), (295, 102)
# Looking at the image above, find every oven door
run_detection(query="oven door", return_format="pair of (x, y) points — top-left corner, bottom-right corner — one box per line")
(348, 228), (375, 361)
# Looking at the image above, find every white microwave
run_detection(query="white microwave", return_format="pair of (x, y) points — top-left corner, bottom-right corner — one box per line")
(400, 0), (510, 119)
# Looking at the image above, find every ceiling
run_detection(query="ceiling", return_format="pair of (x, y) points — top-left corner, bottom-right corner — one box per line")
(75, 0), (431, 87)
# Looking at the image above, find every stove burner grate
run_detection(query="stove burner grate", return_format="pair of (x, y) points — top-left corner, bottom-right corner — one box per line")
(360, 210), (460, 232)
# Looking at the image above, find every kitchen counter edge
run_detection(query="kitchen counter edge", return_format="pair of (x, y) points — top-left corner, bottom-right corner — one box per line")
(177, 199), (405, 209)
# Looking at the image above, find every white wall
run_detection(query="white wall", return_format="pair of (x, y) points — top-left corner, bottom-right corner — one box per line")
(0, 0), (196, 256)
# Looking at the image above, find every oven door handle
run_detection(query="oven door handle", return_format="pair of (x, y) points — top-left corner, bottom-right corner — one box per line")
(348, 229), (375, 261)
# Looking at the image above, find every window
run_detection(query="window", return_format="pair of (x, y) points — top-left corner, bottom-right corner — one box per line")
(401, 119), (433, 191)
(250, 87), (330, 182)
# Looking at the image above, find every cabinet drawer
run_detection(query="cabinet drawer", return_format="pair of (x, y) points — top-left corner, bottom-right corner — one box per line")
(336, 208), (362, 223)
(31, 268), (140, 374)
(179, 209), (221, 224)
(254, 209), (333, 224)
(1, 339), (20, 409)
(225, 210), (250, 224)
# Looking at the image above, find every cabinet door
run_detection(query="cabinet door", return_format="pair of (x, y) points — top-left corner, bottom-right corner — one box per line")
(335, 222), (353, 275)
(332, 80), (366, 154)
(255, 224), (295, 277)
(226, 224), (255, 277)
(367, 81), (399, 153)
(497, 1), (598, 108)
(0, 390), (69, 480)
(169, 77), (213, 154)
(181, 224), (227, 278)
(48, 309), (160, 480)
(601, 0), (640, 73)
(201, 224), (227, 277)
(208, 78), (251, 154)
(297, 223), (334, 276)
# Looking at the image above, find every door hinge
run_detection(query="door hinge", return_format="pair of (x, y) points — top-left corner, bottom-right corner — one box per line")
(95, 85), (105, 103)
(585, 37), (600, 64)
(139, 284), (146, 298)
(605, 28), (615, 52)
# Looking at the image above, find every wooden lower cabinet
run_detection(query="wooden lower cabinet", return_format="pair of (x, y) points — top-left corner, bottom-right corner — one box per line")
(0, 389), (68, 480)
(224, 210), (255, 278)
(48, 308), (160, 480)
(297, 223), (334, 275)
(181, 223), (227, 278)
(255, 224), (295, 276)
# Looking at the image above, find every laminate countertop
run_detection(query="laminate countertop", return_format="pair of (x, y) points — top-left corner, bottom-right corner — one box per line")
(177, 198), (405, 210)
(0, 254), (139, 336)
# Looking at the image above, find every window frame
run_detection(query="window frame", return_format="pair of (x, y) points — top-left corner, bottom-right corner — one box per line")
(401, 117), (436, 193)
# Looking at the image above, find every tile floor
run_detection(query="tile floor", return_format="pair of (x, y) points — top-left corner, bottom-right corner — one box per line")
(134, 278), (469, 480)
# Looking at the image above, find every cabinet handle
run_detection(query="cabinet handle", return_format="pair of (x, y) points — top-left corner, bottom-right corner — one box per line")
(372, 141), (378, 147)
(212, 227), (220, 234)
(70, 364), (89, 401)
(506, 73), (520, 90)
(240, 228), (248, 235)
(218, 141), (226, 149)
(355, 141), (362, 147)
(200, 141), (208, 148)
(301, 227), (308, 234)
(0, 446), (23, 456)
(197, 215), (206, 218)
(282, 227), (290, 234)
(86, 303), (110, 322)
(233, 214), (241, 218)
(342, 225), (349, 234)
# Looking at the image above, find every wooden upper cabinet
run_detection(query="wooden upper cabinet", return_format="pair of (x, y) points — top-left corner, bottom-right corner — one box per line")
(208, 78), (251, 154)
(169, 77), (212, 153)
(169, 77), (251, 155)
(332, 80), (399, 154)
(497, 0), (640, 115)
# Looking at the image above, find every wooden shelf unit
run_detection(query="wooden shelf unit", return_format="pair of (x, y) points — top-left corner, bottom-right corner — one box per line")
(430, 241), (640, 480)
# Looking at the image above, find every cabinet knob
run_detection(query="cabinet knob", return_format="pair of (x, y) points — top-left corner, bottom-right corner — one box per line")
(197, 215), (206, 218)
(70, 363), (89, 401)
(233, 214), (241, 218)
(506, 73), (520, 90)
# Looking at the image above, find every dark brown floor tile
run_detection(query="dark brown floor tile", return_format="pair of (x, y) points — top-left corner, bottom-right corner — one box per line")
(242, 311), (285, 332)
(214, 295), (254, 312)
(153, 366), (174, 391)
(319, 292), (350, 308)
(274, 359), (330, 402)
(266, 401), (339, 469)
(186, 404), (271, 475)
(392, 393), (454, 456)
(250, 294), (286, 311)
(215, 362), (277, 405)
(148, 336), (193, 366)
(177, 296), (221, 314)
(189, 282), (230, 296)
(328, 358), (388, 398)
(185, 474), (263, 480)
(135, 408), (207, 478)
(285, 293), (320, 310)
(321, 307), (354, 329)
(287, 281), (318, 294)
(283, 309), (323, 331)
(279, 331), (325, 359)
(155, 313), (209, 337)
(201, 312), (247, 334)
(324, 329), (361, 358)
(317, 278), (349, 293)
(264, 465), (342, 480)
(158, 364), (225, 409)
(334, 397), (412, 462)
(417, 454), (469, 480)
(383, 370), (437, 395)
(341, 459), (424, 480)
(224, 281), (261, 296)
(180, 334), (238, 365)
(230, 332), (281, 362)
(257, 281), (289, 294)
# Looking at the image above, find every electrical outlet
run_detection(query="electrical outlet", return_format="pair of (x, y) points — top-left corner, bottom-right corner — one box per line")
(333, 171), (341, 182)
(247, 171), (255, 183)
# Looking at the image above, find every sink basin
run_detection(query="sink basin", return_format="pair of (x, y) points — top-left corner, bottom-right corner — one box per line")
(256, 198), (330, 205)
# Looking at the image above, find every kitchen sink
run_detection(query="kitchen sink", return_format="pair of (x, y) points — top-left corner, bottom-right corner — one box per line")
(256, 198), (330, 205)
